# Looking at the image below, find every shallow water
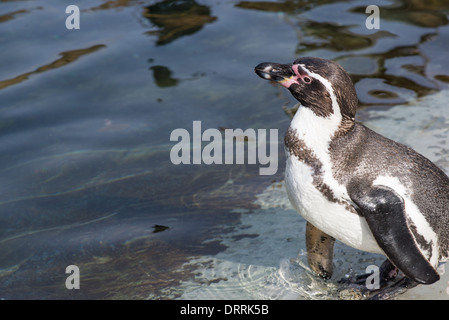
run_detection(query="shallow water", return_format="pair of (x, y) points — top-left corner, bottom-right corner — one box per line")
(178, 90), (449, 300)
(1, 0), (449, 299)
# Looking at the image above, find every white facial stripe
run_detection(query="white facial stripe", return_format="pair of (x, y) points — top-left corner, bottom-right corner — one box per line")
(373, 175), (439, 267)
(298, 64), (340, 117)
(293, 64), (342, 156)
(288, 64), (351, 224)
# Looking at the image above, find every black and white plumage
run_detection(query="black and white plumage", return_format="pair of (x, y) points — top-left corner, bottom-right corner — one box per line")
(255, 57), (449, 298)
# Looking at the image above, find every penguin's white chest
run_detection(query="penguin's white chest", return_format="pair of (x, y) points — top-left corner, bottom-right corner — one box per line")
(285, 153), (383, 255)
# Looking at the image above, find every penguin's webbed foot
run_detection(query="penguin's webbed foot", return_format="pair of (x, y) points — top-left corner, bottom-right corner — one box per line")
(339, 259), (398, 286)
(338, 259), (409, 300)
(356, 259), (399, 286)
(367, 277), (418, 300)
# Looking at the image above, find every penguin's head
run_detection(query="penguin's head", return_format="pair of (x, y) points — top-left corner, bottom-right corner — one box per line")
(255, 57), (358, 122)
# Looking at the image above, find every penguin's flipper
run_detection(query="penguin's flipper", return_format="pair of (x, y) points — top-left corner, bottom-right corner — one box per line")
(349, 184), (440, 285)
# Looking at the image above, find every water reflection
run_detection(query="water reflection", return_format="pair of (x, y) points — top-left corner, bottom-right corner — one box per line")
(237, 0), (449, 107)
(349, 1), (449, 28)
(0, 45), (105, 90)
(0, 8), (31, 23)
(150, 65), (179, 87)
(1, 0), (449, 300)
(236, 0), (449, 25)
(144, 0), (217, 46)
(148, 62), (206, 87)
(235, 0), (332, 13)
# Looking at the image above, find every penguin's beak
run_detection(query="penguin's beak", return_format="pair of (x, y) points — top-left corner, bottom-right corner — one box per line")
(255, 62), (295, 85)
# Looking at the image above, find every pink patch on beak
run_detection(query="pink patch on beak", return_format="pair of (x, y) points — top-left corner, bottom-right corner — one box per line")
(279, 77), (298, 88)
(292, 64), (301, 77)
(279, 64), (302, 88)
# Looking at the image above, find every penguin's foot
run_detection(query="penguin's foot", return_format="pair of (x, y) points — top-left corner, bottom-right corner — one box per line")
(338, 259), (405, 300)
(367, 277), (418, 300)
(355, 259), (399, 286)
(338, 276), (417, 300)
(339, 259), (398, 287)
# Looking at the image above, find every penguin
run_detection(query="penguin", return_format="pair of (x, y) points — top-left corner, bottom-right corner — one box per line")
(254, 57), (449, 299)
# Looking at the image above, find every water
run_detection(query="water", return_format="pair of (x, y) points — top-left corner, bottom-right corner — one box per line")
(1, 0), (449, 299)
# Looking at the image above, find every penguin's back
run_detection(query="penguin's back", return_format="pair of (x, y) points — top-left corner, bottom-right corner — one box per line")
(330, 123), (449, 262)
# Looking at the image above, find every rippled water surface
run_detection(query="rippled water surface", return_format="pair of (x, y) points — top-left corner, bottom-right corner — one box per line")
(2, 0), (449, 299)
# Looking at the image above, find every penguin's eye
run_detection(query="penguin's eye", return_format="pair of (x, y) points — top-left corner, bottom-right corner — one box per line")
(303, 76), (312, 84)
